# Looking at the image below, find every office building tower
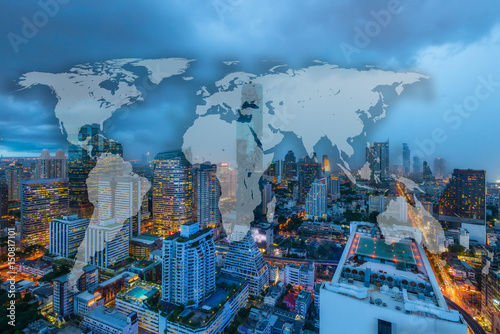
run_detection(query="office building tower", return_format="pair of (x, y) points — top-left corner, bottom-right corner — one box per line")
(193, 163), (221, 230)
(261, 180), (273, 216)
(402, 143), (410, 175)
(81, 306), (138, 334)
(85, 218), (129, 268)
(413, 156), (421, 173)
(305, 178), (327, 221)
(21, 178), (70, 247)
(98, 175), (146, 238)
(328, 175), (340, 199)
(297, 155), (321, 204)
(34, 149), (68, 179)
(434, 158), (446, 180)
(366, 141), (389, 182)
(6, 162), (23, 201)
(49, 214), (89, 258)
(69, 125), (123, 210)
(162, 222), (216, 305)
(423, 161), (434, 182)
(222, 231), (269, 295)
(322, 155), (331, 173)
(439, 169), (486, 244)
(284, 150), (297, 179)
(152, 151), (192, 237)
(320, 222), (467, 333)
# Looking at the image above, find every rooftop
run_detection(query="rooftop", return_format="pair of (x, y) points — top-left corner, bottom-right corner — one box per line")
(130, 234), (161, 244)
(86, 306), (132, 328)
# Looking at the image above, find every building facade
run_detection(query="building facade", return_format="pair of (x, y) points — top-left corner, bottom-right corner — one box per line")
(49, 214), (89, 258)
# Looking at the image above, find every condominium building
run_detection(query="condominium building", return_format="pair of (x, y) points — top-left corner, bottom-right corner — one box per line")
(81, 306), (138, 334)
(116, 281), (163, 334)
(152, 151), (192, 237)
(165, 275), (249, 334)
(304, 178), (327, 221)
(85, 218), (129, 268)
(33, 149), (68, 179)
(222, 230), (269, 295)
(5, 162), (23, 201)
(162, 221), (216, 305)
(320, 222), (467, 333)
(53, 274), (76, 318)
(21, 178), (70, 247)
(49, 214), (89, 258)
(282, 263), (315, 291)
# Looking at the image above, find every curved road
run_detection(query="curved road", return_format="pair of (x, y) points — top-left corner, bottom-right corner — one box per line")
(445, 296), (486, 334)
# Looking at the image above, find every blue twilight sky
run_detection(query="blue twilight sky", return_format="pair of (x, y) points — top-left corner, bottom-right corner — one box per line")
(1, 0), (500, 181)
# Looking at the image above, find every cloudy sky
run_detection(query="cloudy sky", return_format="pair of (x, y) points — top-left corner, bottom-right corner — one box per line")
(1, 0), (500, 180)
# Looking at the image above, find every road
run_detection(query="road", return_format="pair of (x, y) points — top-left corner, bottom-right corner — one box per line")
(263, 255), (339, 266)
(445, 296), (486, 334)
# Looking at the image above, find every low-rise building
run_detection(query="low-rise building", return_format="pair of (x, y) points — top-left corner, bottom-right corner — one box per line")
(295, 290), (312, 318)
(263, 281), (285, 306)
(81, 306), (138, 334)
(130, 234), (162, 259)
(18, 259), (53, 277)
(282, 263), (315, 291)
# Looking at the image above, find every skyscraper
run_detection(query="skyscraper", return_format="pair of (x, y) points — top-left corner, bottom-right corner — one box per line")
(49, 214), (89, 258)
(222, 230), (269, 295)
(162, 222), (216, 305)
(284, 150), (297, 180)
(439, 169), (486, 244)
(21, 178), (70, 247)
(34, 149), (68, 179)
(6, 162), (23, 201)
(413, 156), (421, 173)
(402, 143), (410, 175)
(322, 154), (331, 173)
(98, 175), (146, 238)
(153, 151), (192, 237)
(305, 178), (327, 221)
(434, 158), (446, 180)
(193, 163), (221, 231)
(366, 141), (389, 182)
(297, 155), (321, 204)
(0, 174), (8, 218)
(85, 218), (129, 268)
(423, 161), (434, 182)
(261, 179), (273, 216)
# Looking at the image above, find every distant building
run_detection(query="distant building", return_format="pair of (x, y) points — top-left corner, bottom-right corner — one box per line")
(320, 222), (467, 333)
(439, 169), (486, 244)
(402, 143), (410, 175)
(81, 306), (138, 334)
(434, 158), (446, 180)
(21, 178), (69, 247)
(284, 150), (297, 180)
(222, 231), (269, 295)
(297, 155), (321, 204)
(327, 175), (340, 199)
(5, 162), (23, 201)
(193, 163), (221, 231)
(305, 178), (327, 221)
(366, 141), (389, 182)
(85, 218), (129, 268)
(423, 161), (434, 182)
(413, 156), (421, 173)
(49, 215), (89, 258)
(162, 222), (216, 305)
(33, 149), (68, 179)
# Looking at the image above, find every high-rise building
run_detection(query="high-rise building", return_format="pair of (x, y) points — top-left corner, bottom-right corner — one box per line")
(0, 175), (8, 217)
(328, 175), (340, 199)
(222, 230), (269, 295)
(282, 263), (315, 291)
(423, 161), (434, 182)
(320, 222), (467, 333)
(193, 163), (221, 230)
(434, 158), (446, 180)
(85, 218), (129, 268)
(322, 155), (331, 173)
(6, 162), (23, 201)
(402, 143), (410, 175)
(439, 169), (486, 244)
(34, 149), (68, 179)
(53, 274), (76, 318)
(366, 141), (389, 182)
(305, 178), (327, 221)
(162, 222), (216, 305)
(68, 125), (123, 210)
(98, 176), (146, 238)
(152, 151), (192, 237)
(49, 214), (89, 258)
(297, 155), (321, 204)
(21, 178), (70, 247)
(413, 156), (421, 173)
(261, 179), (273, 216)
(284, 150), (297, 179)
